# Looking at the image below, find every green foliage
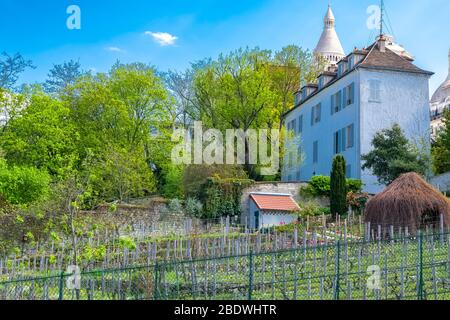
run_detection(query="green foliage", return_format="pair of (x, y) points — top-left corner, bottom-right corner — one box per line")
(347, 191), (370, 213)
(330, 155), (347, 218)
(362, 124), (429, 185)
(300, 175), (362, 197)
(432, 110), (450, 174)
(299, 201), (330, 218)
(185, 198), (203, 218)
(202, 177), (254, 219)
(0, 159), (51, 205)
(0, 92), (79, 178)
(118, 236), (137, 251)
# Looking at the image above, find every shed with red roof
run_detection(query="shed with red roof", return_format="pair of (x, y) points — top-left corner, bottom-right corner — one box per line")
(248, 193), (300, 229)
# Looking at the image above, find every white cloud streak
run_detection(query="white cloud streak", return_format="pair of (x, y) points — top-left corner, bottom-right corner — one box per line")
(144, 31), (178, 46)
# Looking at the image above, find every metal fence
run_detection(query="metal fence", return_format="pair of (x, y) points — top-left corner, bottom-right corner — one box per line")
(1, 231), (450, 300)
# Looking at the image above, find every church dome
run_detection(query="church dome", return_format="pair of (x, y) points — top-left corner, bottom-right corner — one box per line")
(314, 5), (345, 64)
(431, 50), (450, 104)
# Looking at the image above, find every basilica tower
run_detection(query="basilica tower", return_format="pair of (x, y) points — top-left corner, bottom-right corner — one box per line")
(314, 5), (345, 69)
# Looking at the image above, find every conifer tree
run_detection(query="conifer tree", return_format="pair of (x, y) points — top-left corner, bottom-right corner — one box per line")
(330, 155), (347, 218)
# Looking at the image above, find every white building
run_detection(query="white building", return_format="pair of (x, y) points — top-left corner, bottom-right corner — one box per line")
(430, 50), (450, 139)
(282, 7), (433, 194)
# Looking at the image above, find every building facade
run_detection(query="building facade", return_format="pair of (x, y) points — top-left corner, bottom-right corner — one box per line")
(430, 50), (450, 139)
(282, 7), (433, 194)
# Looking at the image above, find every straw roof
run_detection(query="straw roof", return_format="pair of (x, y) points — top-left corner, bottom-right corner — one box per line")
(364, 172), (450, 232)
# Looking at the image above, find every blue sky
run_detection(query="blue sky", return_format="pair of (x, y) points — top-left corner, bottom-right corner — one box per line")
(1, 0), (449, 93)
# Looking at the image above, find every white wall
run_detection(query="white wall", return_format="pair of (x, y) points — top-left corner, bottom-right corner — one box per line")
(359, 69), (431, 193)
(430, 172), (450, 192)
(260, 213), (297, 228)
(283, 71), (360, 182)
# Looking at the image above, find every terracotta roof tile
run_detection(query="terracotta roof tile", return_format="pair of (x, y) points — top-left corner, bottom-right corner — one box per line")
(250, 194), (300, 212)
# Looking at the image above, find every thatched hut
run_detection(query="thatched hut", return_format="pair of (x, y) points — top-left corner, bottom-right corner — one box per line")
(365, 172), (450, 233)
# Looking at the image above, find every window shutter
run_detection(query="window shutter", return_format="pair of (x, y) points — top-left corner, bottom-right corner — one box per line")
(341, 128), (346, 152)
(349, 124), (354, 148)
(311, 108), (314, 126)
(350, 83), (355, 104)
(317, 104), (321, 122)
(331, 95), (335, 115)
(342, 87), (347, 108)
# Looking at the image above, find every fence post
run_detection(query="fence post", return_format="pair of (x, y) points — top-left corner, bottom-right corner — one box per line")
(153, 262), (159, 300)
(418, 231), (424, 300)
(334, 240), (341, 300)
(248, 251), (254, 300)
(58, 271), (64, 300)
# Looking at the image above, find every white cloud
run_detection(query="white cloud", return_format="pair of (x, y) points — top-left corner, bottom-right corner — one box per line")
(144, 31), (178, 46)
(106, 46), (123, 53)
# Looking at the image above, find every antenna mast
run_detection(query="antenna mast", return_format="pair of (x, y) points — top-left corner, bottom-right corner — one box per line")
(380, 0), (384, 37)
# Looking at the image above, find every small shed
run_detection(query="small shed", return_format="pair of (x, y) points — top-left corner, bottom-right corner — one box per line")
(248, 193), (300, 229)
(365, 172), (450, 233)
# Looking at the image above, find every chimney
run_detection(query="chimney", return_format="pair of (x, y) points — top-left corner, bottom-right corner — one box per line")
(378, 35), (386, 53)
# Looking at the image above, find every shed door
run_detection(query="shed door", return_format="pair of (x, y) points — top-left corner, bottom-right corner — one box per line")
(254, 211), (260, 229)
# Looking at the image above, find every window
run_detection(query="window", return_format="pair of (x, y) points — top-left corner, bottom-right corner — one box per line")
(334, 130), (342, 154)
(343, 83), (355, 107)
(345, 124), (355, 149)
(292, 119), (297, 134)
(313, 141), (318, 164)
(331, 91), (342, 114)
(298, 115), (303, 134)
(296, 171), (301, 181)
(288, 151), (294, 168)
(311, 104), (322, 126)
(369, 80), (381, 102)
(334, 124), (355, 154)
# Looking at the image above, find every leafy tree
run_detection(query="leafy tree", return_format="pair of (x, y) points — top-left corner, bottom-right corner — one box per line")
(330, 155), (348, 217)
(270, 45), (323, 127)
(90, 146), (156, 202)
(432, 110), (450, 174)
(362, 124), (428, 185)
(0, 92), (79, 177)
(0, 159), (51, 205)
(44, 60), (84, 93)
(0, 52), (35, 90)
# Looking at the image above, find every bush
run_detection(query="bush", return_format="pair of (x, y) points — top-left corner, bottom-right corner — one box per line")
(0, 160), (51, 205)
(300, 175), (363, 197)
(299, 201), (330, 217)
(185, 197), (203, 218)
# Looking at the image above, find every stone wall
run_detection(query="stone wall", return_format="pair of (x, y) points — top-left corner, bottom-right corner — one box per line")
(430, 172), (450, 193)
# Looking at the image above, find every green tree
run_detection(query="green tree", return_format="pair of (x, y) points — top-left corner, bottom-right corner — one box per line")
(362, 124), (428, 185)
(0, 91), (79, 177)
(432, 110), (450, 174)
(330, 155), (347, 217)
(0, 159), (51, 205)
(0, 52), (34, 90)
(44, 60), (84, 93)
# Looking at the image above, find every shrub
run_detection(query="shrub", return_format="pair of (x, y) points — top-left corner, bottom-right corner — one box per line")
(299, 201), (331, 217)
(0, 160), (51, 206)
(300, 175), (363, 197)
(330, 155), (347, 217)
(185, 197), (203, 218)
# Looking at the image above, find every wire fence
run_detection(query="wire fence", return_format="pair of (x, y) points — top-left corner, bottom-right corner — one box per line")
(1, 230), (450, 300)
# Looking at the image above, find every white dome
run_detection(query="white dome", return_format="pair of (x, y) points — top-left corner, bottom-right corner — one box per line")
(314, 6), (345, 63)
(431, 49), (450, 104)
